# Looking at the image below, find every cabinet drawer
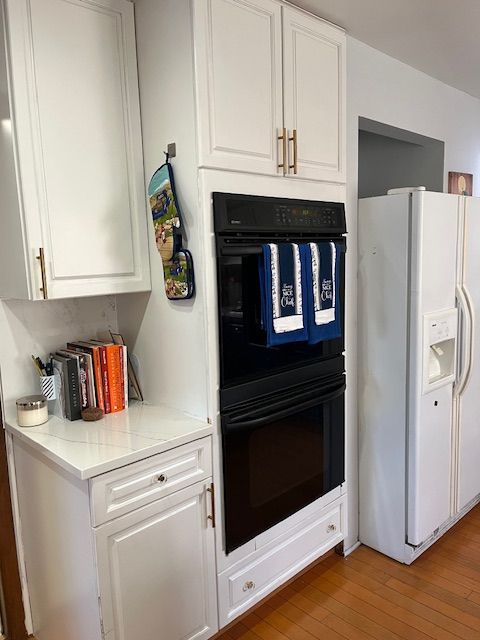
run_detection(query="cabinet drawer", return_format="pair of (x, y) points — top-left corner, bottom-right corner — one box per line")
(90, 437), (212, 526)
(218, 498), (344, 626)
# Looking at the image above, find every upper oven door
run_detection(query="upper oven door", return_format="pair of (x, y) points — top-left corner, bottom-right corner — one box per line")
(221, 374), (345, 554)
(217, 239), (345, 391)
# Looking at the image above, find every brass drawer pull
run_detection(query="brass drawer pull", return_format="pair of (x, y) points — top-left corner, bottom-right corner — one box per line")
(36, 247), (48, 299)
(278, 127), (287, 174)
(289, 128), (298, 175)
(207, 483), (216, 528)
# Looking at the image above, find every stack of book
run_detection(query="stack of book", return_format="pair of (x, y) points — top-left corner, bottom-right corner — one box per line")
(51, 340), (128, 421)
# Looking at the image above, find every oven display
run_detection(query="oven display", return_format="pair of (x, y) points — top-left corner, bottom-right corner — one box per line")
(273, 205), (338, 227)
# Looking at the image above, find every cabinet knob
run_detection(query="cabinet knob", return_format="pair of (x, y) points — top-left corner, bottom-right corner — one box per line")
(327, 523), (337, 533)
(243, 580), (255, 592)
(155, 473), (168, 484)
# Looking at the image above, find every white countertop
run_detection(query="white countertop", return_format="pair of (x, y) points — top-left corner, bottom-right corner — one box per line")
(4, 402), (212, 480)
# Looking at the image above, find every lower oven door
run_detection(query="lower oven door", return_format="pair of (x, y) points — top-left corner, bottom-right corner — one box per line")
(221, 375), (345, 553)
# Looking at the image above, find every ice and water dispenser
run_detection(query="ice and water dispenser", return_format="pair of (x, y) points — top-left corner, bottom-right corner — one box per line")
(423, 309), (457, 394)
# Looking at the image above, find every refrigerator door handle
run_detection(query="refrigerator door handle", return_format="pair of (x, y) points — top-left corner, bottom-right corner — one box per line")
(462, 285), (475, 392)
(455, 285), (474, 397)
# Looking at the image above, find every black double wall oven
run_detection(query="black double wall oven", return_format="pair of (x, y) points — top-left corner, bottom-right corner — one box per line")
(214, 193), (346, 553)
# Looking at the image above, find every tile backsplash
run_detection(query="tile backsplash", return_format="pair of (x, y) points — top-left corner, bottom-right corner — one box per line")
(0, 296), (117, 413)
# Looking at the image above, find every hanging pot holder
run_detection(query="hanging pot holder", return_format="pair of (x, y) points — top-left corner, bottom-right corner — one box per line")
(148, 158), (195, 300)
(164, 249), (195, 300)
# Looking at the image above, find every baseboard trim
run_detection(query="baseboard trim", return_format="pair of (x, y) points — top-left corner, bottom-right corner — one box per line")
(344, 540), (361, 556)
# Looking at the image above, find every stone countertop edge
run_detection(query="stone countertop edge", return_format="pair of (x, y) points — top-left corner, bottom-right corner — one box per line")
(4, 402), (212, 481)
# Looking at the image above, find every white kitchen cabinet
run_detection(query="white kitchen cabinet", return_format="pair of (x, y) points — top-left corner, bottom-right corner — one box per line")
(217, 495), (345, 627)
(10, 423), (217, 640)
(0, 0), (150, 300)
(282, 7), (346, 182)
(194, 0), (345, 182)
(95, 481), (217, 640)
(194, 0), (284, 176)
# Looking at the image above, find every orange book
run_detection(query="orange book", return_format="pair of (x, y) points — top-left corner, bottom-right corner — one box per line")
(106, 345), (123, 413)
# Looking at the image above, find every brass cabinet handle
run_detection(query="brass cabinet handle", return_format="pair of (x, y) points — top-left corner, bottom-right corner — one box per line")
(36, 248), (48, 299)
(207, 482), (216, 528)
(289, 129), (298, 175)
(278, 127), (287, 174)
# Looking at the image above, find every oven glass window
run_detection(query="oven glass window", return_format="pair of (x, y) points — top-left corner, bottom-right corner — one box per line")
(249, 416), (323, 508)
(218, 253), (344, 388)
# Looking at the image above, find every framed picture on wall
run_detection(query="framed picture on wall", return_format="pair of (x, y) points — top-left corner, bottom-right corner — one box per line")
(448, 172), (473, 196)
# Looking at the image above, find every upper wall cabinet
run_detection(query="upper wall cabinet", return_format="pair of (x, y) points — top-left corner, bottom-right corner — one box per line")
(282, 7), (345, 182)
(194, 0), (346, 183)
(0, 0), (150, 300)
(194, 0), (284, 176)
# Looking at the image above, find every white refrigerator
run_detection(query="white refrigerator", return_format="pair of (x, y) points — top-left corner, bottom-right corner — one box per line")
(358, 187), (480, 564)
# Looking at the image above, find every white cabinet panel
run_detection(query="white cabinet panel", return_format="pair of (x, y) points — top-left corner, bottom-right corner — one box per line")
(95, 481), (217, 640)
(194, 0), (283, 175)
(3, 0), (150, 299)
(283, 8), (345, 182)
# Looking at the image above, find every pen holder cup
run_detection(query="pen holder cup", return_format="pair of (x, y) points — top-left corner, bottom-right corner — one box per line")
(40, 374), (57, 401)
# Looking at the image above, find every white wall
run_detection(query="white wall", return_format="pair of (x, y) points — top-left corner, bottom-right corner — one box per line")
(0, 297), (117, 415)
(346, 36), (480, 550)
(116, 0), (208, 420)
(358, 129), (444, 197)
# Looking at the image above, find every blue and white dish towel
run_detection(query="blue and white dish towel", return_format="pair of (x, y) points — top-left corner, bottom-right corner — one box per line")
(259, 243), (308, 346)
(259, 242), (341, 346)
(302, 242), (342, 344)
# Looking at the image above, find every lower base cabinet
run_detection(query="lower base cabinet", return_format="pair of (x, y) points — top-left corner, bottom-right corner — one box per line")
(12, 435), (218, 640)
(95, 481), (218, 640)
(217, 495), (345, 627)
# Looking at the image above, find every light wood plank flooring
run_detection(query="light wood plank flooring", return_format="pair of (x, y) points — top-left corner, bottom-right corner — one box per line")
(215, 504), (480, 640)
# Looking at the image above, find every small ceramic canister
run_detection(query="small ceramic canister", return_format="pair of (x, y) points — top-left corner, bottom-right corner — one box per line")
(16, 395), (48, 427)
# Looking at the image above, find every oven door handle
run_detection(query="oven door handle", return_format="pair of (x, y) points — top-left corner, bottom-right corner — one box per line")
(230, 378), (345, 421)
(225, 383), (345, 432)
(220, 246), (262, 256)
(219, 239), (346, 257)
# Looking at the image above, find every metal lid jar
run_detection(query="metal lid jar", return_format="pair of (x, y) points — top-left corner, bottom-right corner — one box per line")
(16, 395), (48, 427)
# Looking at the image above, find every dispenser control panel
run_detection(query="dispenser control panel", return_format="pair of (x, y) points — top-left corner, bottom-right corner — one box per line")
(429, 317), (454, 343)
(423, 308), (457, 395)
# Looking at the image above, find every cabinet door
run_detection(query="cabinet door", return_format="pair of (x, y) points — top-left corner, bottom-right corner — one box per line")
(4, 0), (150, 299)
(194, 0), (284, 175)
(95, 481), (217, 640)
(283, 8), (346, 182)
(457, 197), (480, 511)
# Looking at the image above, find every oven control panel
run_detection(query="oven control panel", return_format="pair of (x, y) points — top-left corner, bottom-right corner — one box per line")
(214, 193), (346, 235)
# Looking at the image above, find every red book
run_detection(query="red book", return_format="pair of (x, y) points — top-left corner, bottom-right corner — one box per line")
(88, 342), (111, 414)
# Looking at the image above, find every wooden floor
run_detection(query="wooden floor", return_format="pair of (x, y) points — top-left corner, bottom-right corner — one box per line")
(216, 504), (480, 640)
